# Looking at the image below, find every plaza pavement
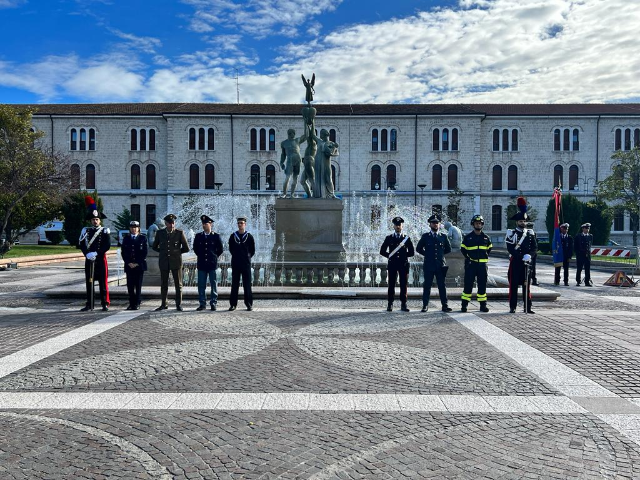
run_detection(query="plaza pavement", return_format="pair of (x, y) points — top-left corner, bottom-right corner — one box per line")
(1, 258), (640, 478)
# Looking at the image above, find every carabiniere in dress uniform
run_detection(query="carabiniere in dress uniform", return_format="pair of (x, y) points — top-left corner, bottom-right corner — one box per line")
(379, 216), (415, 312)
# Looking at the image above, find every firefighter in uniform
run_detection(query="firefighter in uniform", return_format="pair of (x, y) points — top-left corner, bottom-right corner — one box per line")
(380, 216), (415, 312)
(554, 223), (573, 286)
(193, 214), (224, 311)
(79, 196), (111, 311)
(460, 214), (492, 313)
(574, 222), (593, 286)
(228, 217), (256, 311)
(121, 220), (147, 310)
(152, 214), (190, 311)
(505, 197), (537, 314)
(416, 214), (452, 312)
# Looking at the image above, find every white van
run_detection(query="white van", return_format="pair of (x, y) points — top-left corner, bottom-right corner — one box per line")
(37, 220), (65, 244)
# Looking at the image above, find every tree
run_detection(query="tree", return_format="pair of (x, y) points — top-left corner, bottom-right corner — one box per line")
(545, 194), (583, 239)
(113, 208), (134, 233)
(446, 187), (465, 225)
(0, 105), (72, 256)
(583, 199), (613, 246)
(61, 191), (104, 248)
(597, 147), (640, 246)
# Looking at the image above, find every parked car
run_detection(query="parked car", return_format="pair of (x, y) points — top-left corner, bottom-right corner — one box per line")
(37, 220), (64, 245)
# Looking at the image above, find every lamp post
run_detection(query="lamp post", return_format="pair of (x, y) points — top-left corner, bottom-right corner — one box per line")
(579, 177), (596, 199)
(213, 182), (223, 194)
(417, 183), (426, 208)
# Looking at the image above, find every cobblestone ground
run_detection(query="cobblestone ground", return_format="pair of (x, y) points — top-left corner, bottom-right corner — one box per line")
(2, 260), (640, 478)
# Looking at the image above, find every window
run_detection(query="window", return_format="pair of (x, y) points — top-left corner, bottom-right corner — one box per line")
(205, 164), (215, 189)
(554, 129), (561, 151)
(492, 205), (502, 231)
(189, 163), (199, 189)
(625, 128), (632, 151)
(149, 129), (155, 151)
(145, 204), (156, 229)
(447, 204), (458, 224)
(131, 129), (138, 151)
(146, 164), (156, 190)
(386, 164), (396, 190)
(563, 129), (570, 151)
(250, 128), (257, 150)
(615, 128), (622, 151)
(330, 129), (337, 143)
(86, 164), (95, 189)
(189, 128), (196, 150)
(508, 165), (518, 190)
(259, 128), (266, 151)
(492, 165), (502, 190)
(140, 129), (146, 151)
(390, 129), (397, 151)
(198, 128), (205, 150)
(372, 129), (379, 151)
(613, 208), (625, 231)
(266, 165), (276, 190)
(71, 164), (80, 189)
(631, 213), (639, 233)
(250, 164), (260, 190)
(432, 164), (442, 190)
(553, 165), (563, 188)
(207, 128), (214, 151)
(502, 129), (509, 151)
(381, 129), (388, 151)
(569, 165), (579, 190)
(442, 128), (449, 151)
(635, 128), (640, 148)
(433, 128), (440, 151)
(572, 129), (579, 151)
(89, 129), (96, 151)
(79, 129), (86, 150)
(70, 129), (77, 150)
(331, 165), (336, 190)
(492, 129), (499, 151)
(451, 128), (458, 151)
(131, 164), (141, 189)
(511, 129), (518, 151)
(447, 164), (458, 190)
(131, 204), (141, 223)
(371, 165), (381, 190)
(269, 128), (276, 151)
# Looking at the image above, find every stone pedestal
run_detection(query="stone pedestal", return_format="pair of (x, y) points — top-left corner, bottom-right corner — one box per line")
(271, 198), (345, 262)
(143, 250), (161, 286)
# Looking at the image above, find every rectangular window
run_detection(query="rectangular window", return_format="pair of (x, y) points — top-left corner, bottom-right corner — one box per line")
(131, 204), (141, 223)
(613, 209), (624, 231)
(145, 204), (156, 230)
(492, 205), (502, 231)
(572, 129), (579, 151)
(563, 129), (570, 151)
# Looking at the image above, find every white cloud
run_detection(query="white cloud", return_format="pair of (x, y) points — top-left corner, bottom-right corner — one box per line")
(0, 0), (26, 8)
(108, 28), (162, 54)
(63, 64), (144, 100)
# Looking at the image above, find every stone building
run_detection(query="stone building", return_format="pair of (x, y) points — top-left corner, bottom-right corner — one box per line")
(26, 103), (640, 244)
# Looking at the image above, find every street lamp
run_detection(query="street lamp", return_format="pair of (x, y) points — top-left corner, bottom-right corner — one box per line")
(213, 182), (223, 193)
(417, 183), (426, 208)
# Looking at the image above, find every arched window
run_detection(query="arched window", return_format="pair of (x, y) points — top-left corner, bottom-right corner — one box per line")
(433, 129), (440, 151)
(451, 128), (458, 151)
(553, 165), (563, 188)
(131, 164), (141, 189)
(71, 164), (80, 189)
(371, 165), (381, 190)
(569, 165), (579, 190)
(635, 128), (640, 148)
(554, 129), (561, 151)
(491, 205), (502, 231)
(502, 129), (509, 151)
(149, 129), (155, 151)
(386, 164), (396, 190)
(492, 165), (502, 190)
(70, 129), (77, 151)
(250, 128), (257, 150)
(140, 129), (146, 151)
(442, 128), (449, 151)
(269, 128), (276, 151)
(266, 164), (276, 190)
(390, 129), (397, 151)
(511, 129), (518, 151)
(563, 129), (570, 151)
(259, 128), (266, 151)
(432, 164), (442, 190)
(205, 164), (215, 189)
(447, 164), (458, 190)
(381, 129), (388, 151)
(508, 165), (518, 190)
(89, 129), (96, 151)
(492, 129), (499, 151)
(625, 128), (632, 150)
(329, 129), (337, 143)
(207, 128), (214, 150)
(86, 164), (95, 189)
(79, 128), (86, 150)
(131, 129), (137, 151)
(371, 129), (379, 151)
(146, 164), (156, 190)
(198, 128), (205, 150)
(615, 128), (621, 151)
(572, 129), (579, 151)
(189, 163), (199, 189)
(250, 164), (260, 190)
(331, 164), (337, 190)
(189, 128), (196, 150)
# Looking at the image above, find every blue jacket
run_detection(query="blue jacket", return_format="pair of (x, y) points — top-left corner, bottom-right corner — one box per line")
(416, 230), (451, 271)
(121, 233), (148, 272)
(193, 231), (224, 271)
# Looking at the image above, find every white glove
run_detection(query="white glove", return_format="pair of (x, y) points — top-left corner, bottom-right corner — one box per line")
(523, 254), (531, 262)
(86, 252), (98, 261)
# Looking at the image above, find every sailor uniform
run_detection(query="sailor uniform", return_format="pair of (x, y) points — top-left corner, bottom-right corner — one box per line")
(574, 231), (593, 286)
(121, 233), (147, 308)
(228, 230), (256, 309)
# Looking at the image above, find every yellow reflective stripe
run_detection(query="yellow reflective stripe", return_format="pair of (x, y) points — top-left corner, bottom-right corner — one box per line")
(465, 246), (480, 250)
(469, 258), (489, 263)
(461, 292), (472, 301)
(460, 244), (468, 249)
(478, 246), (490, 250)
(487, 243), (493, 249)
(477, 294), (487, 301)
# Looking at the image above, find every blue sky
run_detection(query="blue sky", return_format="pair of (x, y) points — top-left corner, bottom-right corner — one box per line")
(1, 0), (639, 104)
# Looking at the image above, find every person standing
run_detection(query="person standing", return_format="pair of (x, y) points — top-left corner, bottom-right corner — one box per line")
(460, 215), (492, 313)
(193, 214), (224, 311)
(121, 220), (147, 310)
(379, 216), (415, 312)
(416, 214), (452, 313)
(574, 222), (593, 286)
(526, 222), (540, 286)
(505, 198), (537, 313)
(152, 214), (190, 311)
(554, 223), (573, 286)
(228, 217), (256, 311)
(79, 196), (110, 311)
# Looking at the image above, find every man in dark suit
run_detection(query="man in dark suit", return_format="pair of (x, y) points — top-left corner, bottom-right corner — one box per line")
(554, 223), (573, 286)
(193, 214), (224, 311)
(79, 196), (111, 311)
(228, 217), (256, 311)
(380, 216), (415, 312)
(574, 222), (593, 286)
(152, 214), (190, 311)
(121, 220), (147, 310)
(416, 214), (452, 312)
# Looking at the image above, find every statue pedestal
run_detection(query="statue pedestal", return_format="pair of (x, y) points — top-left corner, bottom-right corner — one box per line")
(143, 250), (161, 286)
(271, 198), (345, 262)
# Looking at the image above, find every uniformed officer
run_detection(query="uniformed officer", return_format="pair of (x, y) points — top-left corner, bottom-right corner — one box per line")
(228, 217), (256, 311)
(460, 214), (492, 313)
(416, 214), (452, 312)
(193, 214), (224, 311)
(152, 214), (190, 311)
(554, 223), (573, 286)
(380, 216), (415, 312)
(121, 220), (147, 310)
(526, 222), (540, 286)
(506, 198), (537, 313)
(574, 222), (593, 286)
(79, 196), (111, 311)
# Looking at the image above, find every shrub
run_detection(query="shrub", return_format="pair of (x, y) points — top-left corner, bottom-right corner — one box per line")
(45, 231), (64, 245)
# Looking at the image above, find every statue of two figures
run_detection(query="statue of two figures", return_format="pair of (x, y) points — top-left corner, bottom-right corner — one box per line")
(280, 74), (339, 199)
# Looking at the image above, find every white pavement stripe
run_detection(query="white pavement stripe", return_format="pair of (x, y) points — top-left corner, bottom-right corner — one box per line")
(449, 312), (617, 398)
(0, 310), (145, 380)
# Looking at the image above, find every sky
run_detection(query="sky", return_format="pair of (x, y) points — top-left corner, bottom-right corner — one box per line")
(0, 0), (639, 105)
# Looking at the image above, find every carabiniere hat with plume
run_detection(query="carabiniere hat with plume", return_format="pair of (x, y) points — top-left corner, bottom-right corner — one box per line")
(510, 196), (529, 221)
(84, 195), (107, 220)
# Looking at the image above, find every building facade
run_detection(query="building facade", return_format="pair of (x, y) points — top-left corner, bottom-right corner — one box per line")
(27, 103), (640, 243)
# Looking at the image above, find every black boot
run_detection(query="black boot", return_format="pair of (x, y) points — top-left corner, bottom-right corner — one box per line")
(480, 302), (489, 313)
(460, 300), (468, 313)
(387, 303), (393, 312)
(400, 303), (410, 312)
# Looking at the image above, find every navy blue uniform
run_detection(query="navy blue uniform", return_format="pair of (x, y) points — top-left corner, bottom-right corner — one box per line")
(194, 231), (224, 307)
(228, 231), (256, 308)
(574, 233), (593, 286)
(506, 228), (537, 311)
(79, 227), (111, 308)
(416, 230), (451, 309)
(554, 233), (574, 285)
(380, 233), (415, 306)
(121, 233), (148, 308)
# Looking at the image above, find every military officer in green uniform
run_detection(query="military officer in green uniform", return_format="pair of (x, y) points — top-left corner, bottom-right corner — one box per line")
(152, 213), (190, 311)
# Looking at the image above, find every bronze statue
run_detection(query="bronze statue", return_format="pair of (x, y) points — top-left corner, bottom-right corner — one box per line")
(311, 128), (339, 198)
(280, 128), (307, 198)
(301, 73), (315, 104)
(299, 121), (317, 198)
